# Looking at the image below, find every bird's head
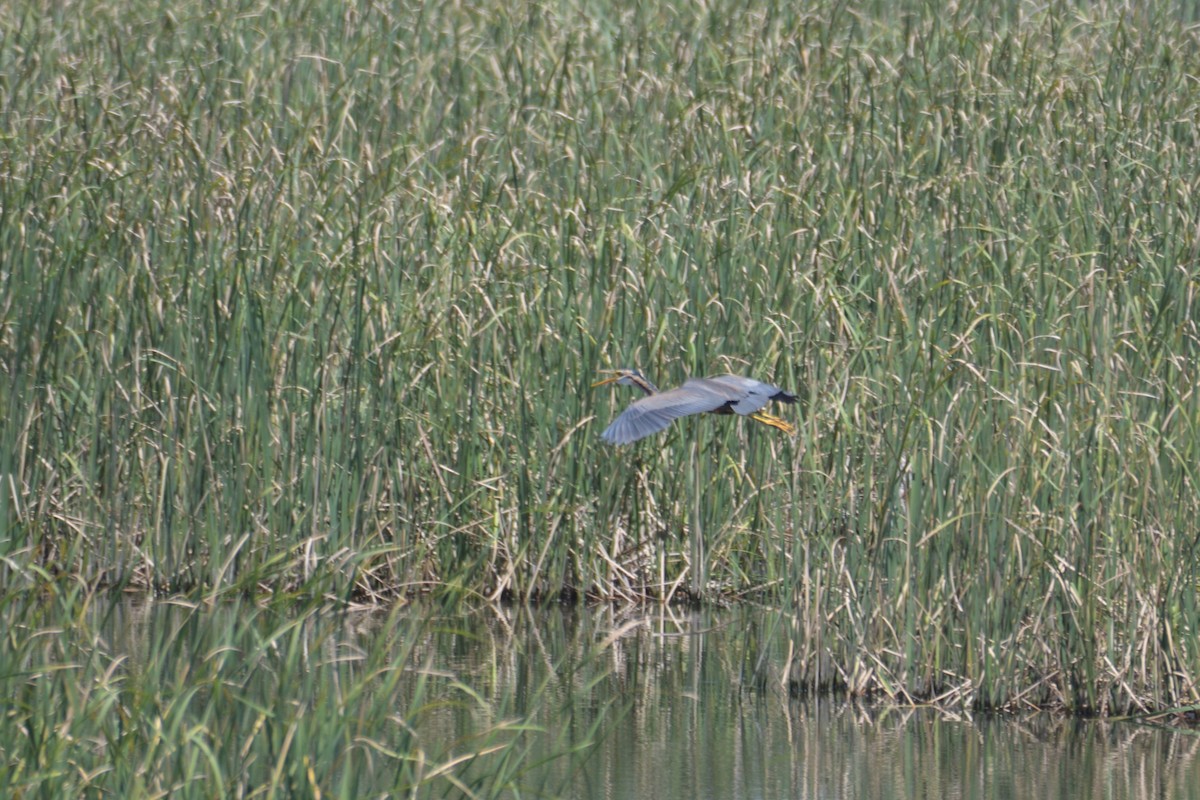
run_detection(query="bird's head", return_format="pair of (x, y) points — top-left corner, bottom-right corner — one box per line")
(592, 368), (658, 395)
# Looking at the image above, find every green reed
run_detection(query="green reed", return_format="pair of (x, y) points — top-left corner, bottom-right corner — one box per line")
(2, 0), (1199, 711)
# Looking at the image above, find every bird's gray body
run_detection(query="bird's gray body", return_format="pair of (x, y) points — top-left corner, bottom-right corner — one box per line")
(600, 373), (796, 445)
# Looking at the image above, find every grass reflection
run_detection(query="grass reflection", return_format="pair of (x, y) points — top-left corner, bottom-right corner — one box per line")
(3, 598), (1197, 798)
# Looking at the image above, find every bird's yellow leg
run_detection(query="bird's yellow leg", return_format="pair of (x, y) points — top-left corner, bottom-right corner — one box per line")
(749, 411), (796, 436)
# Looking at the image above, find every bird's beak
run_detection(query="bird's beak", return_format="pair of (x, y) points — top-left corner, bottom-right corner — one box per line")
(591, 372), (622, 388)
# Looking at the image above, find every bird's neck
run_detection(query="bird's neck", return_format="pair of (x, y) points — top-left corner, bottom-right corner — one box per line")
(633, 377), (658, 395)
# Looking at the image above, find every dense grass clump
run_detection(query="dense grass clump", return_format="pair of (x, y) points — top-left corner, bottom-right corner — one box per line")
(2, 0), (1199, 712)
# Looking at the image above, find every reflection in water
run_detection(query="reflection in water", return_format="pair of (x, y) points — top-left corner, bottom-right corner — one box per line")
(103, 601), (1199, 799)
(530, 607), (1200, 800)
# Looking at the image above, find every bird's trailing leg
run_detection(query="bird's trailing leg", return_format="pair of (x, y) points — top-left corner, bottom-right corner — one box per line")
(749, 411), (796, 436)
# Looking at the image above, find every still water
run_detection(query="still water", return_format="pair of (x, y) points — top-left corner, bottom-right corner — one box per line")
(106, 601), (1199, 799)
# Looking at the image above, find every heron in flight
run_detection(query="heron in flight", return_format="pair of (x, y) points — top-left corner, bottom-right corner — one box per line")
(592, 368), (797, 445)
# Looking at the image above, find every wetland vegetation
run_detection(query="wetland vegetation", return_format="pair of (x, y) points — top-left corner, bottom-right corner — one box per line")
(3, 0), (1200, 794)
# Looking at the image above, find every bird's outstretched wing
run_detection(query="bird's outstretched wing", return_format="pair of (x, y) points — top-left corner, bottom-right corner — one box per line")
(599, 381), (726, 444)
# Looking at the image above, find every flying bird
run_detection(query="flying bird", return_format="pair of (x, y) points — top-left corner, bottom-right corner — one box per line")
(593, 368), (797, 445)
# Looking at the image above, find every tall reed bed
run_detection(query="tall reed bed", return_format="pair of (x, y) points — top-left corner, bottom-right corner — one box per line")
(2, 0), (1198, 710)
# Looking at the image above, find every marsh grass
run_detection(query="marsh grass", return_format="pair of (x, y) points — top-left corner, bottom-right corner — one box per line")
(2, 0), (1199, 713)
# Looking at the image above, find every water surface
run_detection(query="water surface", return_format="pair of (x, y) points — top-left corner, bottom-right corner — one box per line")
(103, 601), (1200, 799)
